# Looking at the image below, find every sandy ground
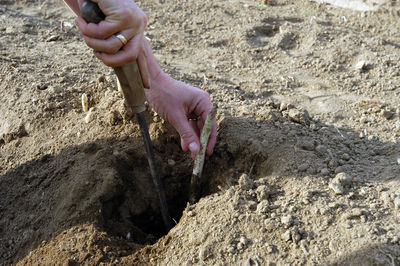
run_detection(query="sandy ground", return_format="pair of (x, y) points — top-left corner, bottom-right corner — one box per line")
(1, 0), (400, 265)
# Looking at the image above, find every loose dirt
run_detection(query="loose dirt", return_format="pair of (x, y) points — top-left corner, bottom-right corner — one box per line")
(1, 0), (400, 265)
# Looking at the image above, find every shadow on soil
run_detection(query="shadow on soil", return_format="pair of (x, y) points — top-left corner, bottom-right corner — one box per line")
(0, 111), (399, 264)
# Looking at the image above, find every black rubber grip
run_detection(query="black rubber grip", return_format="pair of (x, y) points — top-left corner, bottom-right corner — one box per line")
(80, 0), (105, 24)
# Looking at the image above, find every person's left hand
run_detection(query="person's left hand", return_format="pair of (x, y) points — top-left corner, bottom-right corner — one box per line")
(145, 72), (218, 160)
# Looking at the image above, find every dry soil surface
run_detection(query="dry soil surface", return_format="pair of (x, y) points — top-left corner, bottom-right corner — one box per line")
(1, 0), (400, 265)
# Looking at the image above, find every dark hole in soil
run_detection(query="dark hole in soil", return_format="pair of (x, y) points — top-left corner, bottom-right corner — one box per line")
(98, 132), (265, 245)
(99, 147), (194, 245)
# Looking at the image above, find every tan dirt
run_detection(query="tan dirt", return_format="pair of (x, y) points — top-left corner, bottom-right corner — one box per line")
(1, 0), (400, 265)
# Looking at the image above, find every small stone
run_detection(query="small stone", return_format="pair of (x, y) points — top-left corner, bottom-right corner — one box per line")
(256, 200), (269, 214)
(237, 242), (244, 250)
(394, 197), (400, 210)
(329, 182), (344, 195)
(320, 168), (330, 175)
(282, 230), (291, 242)
(239, 236), (248, 246)
(351, 208), (363, 217)
(228, 247), (236, 254)
(0, 120), (27, 144)
(168, 159), (176, 166)
(381, 110), (394, 120)
(288, 108), (310, 125)
(298, 163), (309, 172)
(256, 185), (270, 201)
(199, 245), (212, 261)
(334, 172), (353, 187)
(46, 35), (60, 42)
(315, 145), (327, 155)
(187, 211), (195, 217)
(238, 173), (254, 190)
(281, 215), (293, 228)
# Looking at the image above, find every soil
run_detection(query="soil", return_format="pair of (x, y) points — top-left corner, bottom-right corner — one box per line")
(1, 0), (400, 265)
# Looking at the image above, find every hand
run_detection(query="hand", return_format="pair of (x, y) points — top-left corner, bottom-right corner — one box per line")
(74, 0), (150, 87)
(146, 72), (218, 160)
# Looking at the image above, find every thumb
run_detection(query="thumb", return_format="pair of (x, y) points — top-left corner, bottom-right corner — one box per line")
(173, 116), (200, 154)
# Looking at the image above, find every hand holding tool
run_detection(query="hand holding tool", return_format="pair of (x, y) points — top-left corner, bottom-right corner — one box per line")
(80, 0), (173, 231)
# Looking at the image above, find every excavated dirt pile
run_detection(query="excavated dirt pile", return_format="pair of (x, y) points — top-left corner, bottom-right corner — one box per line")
(1, 0), (400, 265)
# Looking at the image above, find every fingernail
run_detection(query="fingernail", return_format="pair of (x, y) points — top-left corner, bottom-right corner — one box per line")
(189, 142), (199, 153)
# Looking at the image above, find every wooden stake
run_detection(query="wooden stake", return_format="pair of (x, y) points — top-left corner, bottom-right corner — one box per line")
(189, 106), (217, 203)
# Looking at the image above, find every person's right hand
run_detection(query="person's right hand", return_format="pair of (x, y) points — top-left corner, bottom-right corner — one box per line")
(74, 0), (150, 87)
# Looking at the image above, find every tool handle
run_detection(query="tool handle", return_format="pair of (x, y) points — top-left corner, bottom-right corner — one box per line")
(81, 0), (146, 113)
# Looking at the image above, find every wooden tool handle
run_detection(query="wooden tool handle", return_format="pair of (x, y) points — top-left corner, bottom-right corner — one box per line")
(81, 0), (146, 113)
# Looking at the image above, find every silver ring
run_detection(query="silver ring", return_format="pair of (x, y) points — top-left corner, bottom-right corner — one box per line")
(115, 34), (127, 46)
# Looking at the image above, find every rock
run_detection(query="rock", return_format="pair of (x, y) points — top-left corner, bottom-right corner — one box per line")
(334, 172), (353, 187)
(256, 185), (270, 201)
(46, 35), (60, 42)
(244, 258), (259, 266)
(281, 215), (293, 228)
(239, 236), (248, 246)
(239, 173), (254, 190)
(288, 108), (310, 125)
(329, 182), (344, 195)
(256, 200), (269, 214)
(168, 159), (176, 166)
(394, 197), (400, 210)
(381, 110), (394, 120)
(199, 245), (212, 261)
(315, 145), (327, 155)
(320, 168), (330, 175)
(0, 120), (27, 144)
(281, 230), (291, 242)
(298, 163), (309, 172)
(298, 140), (315, 151)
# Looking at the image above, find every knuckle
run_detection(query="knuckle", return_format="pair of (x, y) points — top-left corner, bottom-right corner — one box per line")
(126, 53), (137, 62)
(108, 45), (120, 54)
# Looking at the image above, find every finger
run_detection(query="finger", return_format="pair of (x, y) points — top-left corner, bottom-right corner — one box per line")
(76, 15), (126, 40)
(82, 29), (133, 54)
(137, 39), (151, 88)
(173, 114), (200, 155)
(94, 33), (143, 67)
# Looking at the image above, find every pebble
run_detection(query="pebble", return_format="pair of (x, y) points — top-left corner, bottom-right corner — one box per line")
(244, 258), (259, 266)
(168, 159), (176, 166)
(334, 172), (353, 187)
(298, 163), (309, 172)
(0, 121), (27, 144)
(46, 35), (60, 42)
(394, 197), (400, 210)
(255, 185), (270, 201)
(288, 108), (310, 125)
(256, 200), (269, 214)
(320, 168), (330, 175)
(238, 173), (254, 190)
(281, 215), (293, 228)
(199, 246), (211, 261)
(239, 236), (248, 245)
(329, 182), (344, 195)
(228, 247), (236, 254)
(381, 110), (394, 120)
(281, 230), (292, 242)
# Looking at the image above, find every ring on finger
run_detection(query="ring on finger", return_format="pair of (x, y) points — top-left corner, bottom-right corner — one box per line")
(115, 34), (128, 46)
